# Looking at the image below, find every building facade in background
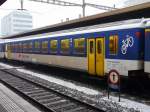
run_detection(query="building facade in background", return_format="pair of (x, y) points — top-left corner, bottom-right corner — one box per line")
(1, 10), (32, 36)
(124, 0), (150, 6)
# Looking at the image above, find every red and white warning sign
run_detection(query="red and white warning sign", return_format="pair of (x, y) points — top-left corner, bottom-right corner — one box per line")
(108, 70), (120, 85)
(108, 69), (121, 101)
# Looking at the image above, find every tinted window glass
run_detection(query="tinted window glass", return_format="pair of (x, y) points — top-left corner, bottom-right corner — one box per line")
(50, 40), (58, 53)
(60, 39), (70, 54)
(42, 40), (48, 53)
(97, 40), (102, 54)
(109, 35), (118, 55)
(90, 41), (94, 54)
(74, 38), (85, 54)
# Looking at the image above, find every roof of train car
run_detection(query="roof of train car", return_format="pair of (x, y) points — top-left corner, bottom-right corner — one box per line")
(2, 2), (150, 39)
(146, 20), (150, 27)
(4, 18), (146, 43)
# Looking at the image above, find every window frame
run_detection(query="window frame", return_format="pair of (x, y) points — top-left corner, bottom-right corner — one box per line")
(73, 37), (86, 55)
(12, 43), (15, 53)
(50, 39), (58, 54)
(22, 41), (29, 53)
(60, 38), (71, 54)
(41, 39), (49, 54)
(90, 41), (94, 54)
(27, 41), (33, 53)
(18, 42), (22, 53)
(33, 39), (41, 53)
(109, 35), (118, 55)
(97, 40), (102, 54)
(14, 43), (18, 53)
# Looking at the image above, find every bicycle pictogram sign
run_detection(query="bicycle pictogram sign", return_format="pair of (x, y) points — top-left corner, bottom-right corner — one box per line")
(121, 35), (134, 54)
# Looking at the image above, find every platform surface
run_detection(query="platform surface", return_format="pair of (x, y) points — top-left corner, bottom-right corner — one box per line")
(0, 83), (41, 112)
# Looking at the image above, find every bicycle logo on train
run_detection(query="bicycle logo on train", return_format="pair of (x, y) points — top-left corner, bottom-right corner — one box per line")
(121, 35), (134, 54)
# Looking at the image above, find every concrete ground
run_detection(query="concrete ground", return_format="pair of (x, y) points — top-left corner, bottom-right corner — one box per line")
(0, 83), (41, 112)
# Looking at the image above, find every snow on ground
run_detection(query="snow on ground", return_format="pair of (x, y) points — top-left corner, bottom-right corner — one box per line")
(102, 95), (150, 112)
(0, 63), (15, 69)
(0, 62), (150, 112)
(0, 62), (99, 95)
(17, 68), (100, 95)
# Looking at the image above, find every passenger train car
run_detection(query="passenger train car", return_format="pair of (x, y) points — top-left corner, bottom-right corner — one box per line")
(145, 20), (150, 75)
(0, 19), (149, 78)
(0, 40), (5, 59)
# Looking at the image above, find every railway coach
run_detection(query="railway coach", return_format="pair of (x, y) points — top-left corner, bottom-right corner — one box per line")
(0, 41), (5, 59)
(1, 19), (147, 78)
(145, 20), (150, 76)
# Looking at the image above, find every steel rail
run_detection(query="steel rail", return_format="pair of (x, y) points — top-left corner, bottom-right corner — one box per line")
(0, 69), (105, 112)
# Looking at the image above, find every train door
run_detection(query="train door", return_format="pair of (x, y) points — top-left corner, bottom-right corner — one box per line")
(5, 44), (8, 58)
(96, 38), (105, 76)
(5, 44), (11, 59)
(88, 38), (105, 77)
(88, 39), (95, 75)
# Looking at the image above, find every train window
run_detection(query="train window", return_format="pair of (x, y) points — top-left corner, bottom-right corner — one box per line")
(15, 44), (18, 52)
(0, 45), (4, 52)
(11, 44), (14, 52)
(90, 41), (94, 54)
(17, 43), (20, 52)
(8, 44), (11, 51)
(50, 40), (58, 53)
(109, 35), (118, 55)
(15, 43), (18, 52)
(10, 44), (12, 52)
(12, 44), (15, 52)
(1, 45), (3, 52)
(20, 42), (23, 52)
(23, 42), (27, 52)
(13, 44), (15, 52)
(34, 41), (40, 49)
(15, 43), (17, 52)
(42, 41), (48, 49)
(34, 40), (40, 53)
(0, 45), (2, 52)
(60, 39), (70, 53)
(97, 40), (102, 54)
(74, 38), (85, 54)
(10, 44), (13, 52)
(42, 40), (48, 53)
(28, 42), (33, 52)
(0, 45), (1, 52)
(18, 42), (22, 53)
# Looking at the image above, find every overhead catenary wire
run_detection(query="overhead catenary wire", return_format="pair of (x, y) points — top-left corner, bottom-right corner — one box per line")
(29, 0), (117, 17)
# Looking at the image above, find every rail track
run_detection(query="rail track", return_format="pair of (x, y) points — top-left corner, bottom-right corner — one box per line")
(0, 68), (105, 112)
